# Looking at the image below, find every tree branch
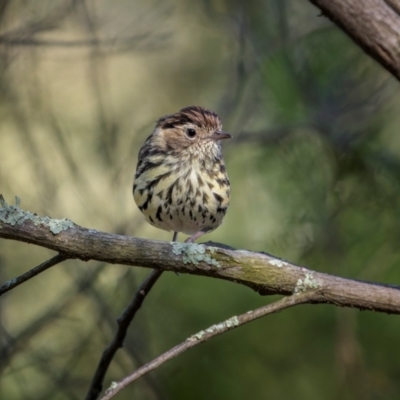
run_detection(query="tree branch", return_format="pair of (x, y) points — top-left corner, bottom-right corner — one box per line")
(99, 291), (316, 400)
(309, 0), (400, 81)
(1, 197), (400, 313)
(84, 269), (163, 400)
(0, 253), (67, 296)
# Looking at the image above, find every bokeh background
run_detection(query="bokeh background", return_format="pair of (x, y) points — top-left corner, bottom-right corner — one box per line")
(1, 1), (400, 399)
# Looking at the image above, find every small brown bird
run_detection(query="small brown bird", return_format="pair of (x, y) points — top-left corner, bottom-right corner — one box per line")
(133, 106), (231, 243)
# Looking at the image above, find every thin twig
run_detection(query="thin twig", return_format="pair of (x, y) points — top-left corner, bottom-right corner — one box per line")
(100, 291), (316, 400)
(85, 270), (163, 400)
(0, 264), (106, 371)
(0, 253), (67, 296)
(85, 232), (178, 400)
(0, 35), (153, 47)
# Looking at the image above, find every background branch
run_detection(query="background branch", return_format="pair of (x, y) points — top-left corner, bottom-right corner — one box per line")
(309, 0), (400, 80)
(0, 253), (67, 296)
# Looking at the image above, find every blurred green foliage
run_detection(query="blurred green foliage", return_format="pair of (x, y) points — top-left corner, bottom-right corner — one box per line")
(1, 1), (400, 399)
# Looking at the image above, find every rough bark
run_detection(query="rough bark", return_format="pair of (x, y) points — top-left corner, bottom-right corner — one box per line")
(1, 199), (400, 314)
(309, 0), (400, 80)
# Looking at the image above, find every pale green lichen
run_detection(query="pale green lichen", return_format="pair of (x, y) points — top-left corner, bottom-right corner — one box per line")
(171, 242), (220, 267)
(104, 381), (119, 396)
(188, 330), (206, 341)
(188, 316), (240, 342)
(294, 272), (320, 293)
(269, 259), (287, 268)
(225, 316), (240, 327)
(0, 195), (74, 235)
(46, 217), (74, 234)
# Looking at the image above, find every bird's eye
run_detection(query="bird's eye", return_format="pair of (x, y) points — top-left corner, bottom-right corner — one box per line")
(186, 128), (197, 139)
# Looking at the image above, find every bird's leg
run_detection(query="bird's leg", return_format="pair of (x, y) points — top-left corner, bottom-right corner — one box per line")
(184, 230), (208, 243)
(172, 231), (179, 276)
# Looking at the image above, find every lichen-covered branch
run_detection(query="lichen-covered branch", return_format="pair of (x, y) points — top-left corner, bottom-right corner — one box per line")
(1, 196), (400, 313)
(309, 0), (400, 81)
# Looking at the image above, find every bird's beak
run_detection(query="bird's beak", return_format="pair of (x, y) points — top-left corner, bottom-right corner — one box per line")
(210, 130), (232, 141)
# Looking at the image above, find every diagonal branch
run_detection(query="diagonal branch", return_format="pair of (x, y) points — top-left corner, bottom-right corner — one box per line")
(1, 197), (400, 314)
(85, 234), (180, 398)
(0, 253), (67, 296)
(100, 291), (316, 400)
(308, 0), (400, 81)
(84, 269), (163, 400)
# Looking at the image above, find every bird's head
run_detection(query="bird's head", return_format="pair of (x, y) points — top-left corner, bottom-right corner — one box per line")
(152, 106), (231, 155)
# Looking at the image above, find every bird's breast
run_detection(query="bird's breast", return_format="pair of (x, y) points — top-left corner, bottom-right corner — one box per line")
(133, 152), (230, 235)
